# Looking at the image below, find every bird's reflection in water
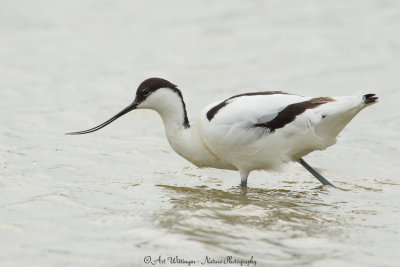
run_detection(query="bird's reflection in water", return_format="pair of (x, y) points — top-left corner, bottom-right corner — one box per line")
(154, 183), (344, 264)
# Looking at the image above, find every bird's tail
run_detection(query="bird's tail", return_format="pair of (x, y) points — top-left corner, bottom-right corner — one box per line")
(363, 94), (379, 105)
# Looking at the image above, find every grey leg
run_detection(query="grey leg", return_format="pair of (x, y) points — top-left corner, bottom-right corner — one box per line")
(239, 169), (249, 187)
(298, 158), (336, 188)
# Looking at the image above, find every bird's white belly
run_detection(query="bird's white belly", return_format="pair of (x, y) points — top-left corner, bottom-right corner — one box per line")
(201, 120), (332, 172)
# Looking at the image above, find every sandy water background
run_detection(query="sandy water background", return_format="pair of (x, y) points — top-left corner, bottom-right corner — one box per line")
(1, 0), (400, 266)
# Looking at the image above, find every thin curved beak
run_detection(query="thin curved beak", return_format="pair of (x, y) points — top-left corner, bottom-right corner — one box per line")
(66, 103), (138, 135)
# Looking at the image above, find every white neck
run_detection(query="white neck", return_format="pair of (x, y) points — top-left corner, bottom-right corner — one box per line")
(138, 89), (229, 169)
(145, 88), (189, 133)
(148, 89), (194, 159)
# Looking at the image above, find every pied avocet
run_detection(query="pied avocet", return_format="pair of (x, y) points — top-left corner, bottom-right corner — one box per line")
(67, 78), (378, 187)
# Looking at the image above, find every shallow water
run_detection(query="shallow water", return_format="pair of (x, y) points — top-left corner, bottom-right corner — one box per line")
(1, 0), (400, 266)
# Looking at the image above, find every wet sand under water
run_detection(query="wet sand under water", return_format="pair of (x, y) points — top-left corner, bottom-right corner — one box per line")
(1, 0), (400, 266)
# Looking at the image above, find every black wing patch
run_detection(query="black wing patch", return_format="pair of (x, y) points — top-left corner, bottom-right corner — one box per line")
(253, 97), (335, 132)
(206, 91), (289, 121)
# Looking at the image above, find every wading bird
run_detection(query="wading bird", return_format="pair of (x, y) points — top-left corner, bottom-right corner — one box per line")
(67, 78), (378, 187)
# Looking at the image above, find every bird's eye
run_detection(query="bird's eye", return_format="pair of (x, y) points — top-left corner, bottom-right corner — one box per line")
(142, 88), (151, 96)
(322, 114), (327, 119)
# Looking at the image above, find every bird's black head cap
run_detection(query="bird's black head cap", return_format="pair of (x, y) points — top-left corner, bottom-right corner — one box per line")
(135, 77), (178, 103)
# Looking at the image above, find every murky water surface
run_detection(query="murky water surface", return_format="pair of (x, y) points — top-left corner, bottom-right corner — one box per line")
(1, 0), (399, 266)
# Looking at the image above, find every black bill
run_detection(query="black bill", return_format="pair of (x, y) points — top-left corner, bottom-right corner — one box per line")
(66, 103), (137, 135)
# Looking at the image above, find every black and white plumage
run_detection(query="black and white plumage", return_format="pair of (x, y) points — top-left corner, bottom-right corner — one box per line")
(67, 78), (379, 187)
